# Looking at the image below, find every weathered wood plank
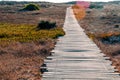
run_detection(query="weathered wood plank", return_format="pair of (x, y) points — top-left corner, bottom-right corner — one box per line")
(41, 7), (120, 80)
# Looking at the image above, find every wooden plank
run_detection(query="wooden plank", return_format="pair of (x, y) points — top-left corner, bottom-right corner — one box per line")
(42, 7), (120, 80)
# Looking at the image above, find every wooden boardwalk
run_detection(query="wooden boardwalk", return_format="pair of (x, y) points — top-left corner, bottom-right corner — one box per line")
(41, 7), (120, 80)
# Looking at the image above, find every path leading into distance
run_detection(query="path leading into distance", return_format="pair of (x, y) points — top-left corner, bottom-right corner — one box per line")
(41, 7), (120, 80)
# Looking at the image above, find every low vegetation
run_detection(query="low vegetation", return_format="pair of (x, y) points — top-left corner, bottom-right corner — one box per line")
(87, 32), (120, 44)
(22, 3), (40, 11)
(0, 23), (65, 45)
(89, 4), (103, 9)
(37, 21), (56, 30)
(0, 2), (66, 80)
(79, 2), (120, 72)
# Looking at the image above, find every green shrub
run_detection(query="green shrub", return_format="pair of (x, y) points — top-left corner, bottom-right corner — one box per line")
(0, 33), (9, 38)
(114, 25), (119, 28)
(89, 4), (103, 9)
(23, 3), (40, 11)
(37, 21), (56, 30)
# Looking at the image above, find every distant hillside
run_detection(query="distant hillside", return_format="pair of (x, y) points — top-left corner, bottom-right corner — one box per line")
(0, 1), (52, 5)
(65, 1), (107, 6)
(65, 1), (120, 5)
(109, 1), (120, 4)
(65, 1), (76, 4)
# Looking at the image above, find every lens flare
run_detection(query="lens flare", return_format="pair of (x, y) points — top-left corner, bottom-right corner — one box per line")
(72, 0), (90, 20)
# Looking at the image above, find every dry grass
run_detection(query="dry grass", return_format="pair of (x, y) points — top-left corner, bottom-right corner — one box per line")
(0, 23), (65, 45)
(78, 4), (120, 72)
(0, 41), (55, 80)
(0, 3), (66, 26)
(0, 2), (67, 80)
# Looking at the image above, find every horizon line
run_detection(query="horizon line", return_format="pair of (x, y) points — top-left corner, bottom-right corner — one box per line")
(0, 0), (117, 3)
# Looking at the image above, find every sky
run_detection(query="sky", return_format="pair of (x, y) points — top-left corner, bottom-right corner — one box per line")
(1, 0), (118, 3)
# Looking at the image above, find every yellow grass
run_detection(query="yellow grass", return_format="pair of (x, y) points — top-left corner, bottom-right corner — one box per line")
(0, 23), (65, 44)
(87, 31), (120, 40)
